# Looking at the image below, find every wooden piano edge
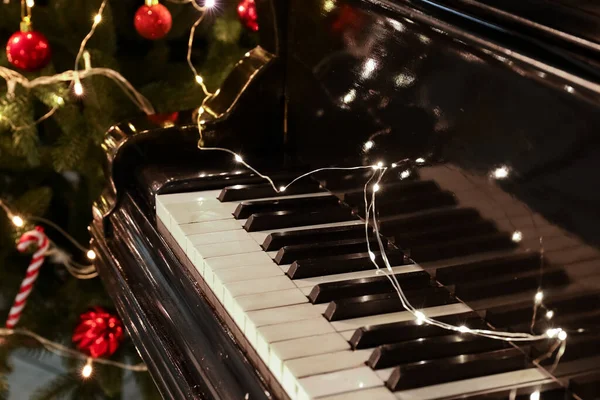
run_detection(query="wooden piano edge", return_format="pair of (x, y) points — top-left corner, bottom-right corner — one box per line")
(89, 194), (281, 400)
(156, 217), (291, 400)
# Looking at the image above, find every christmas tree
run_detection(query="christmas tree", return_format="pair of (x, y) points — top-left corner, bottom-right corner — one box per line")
(0, 0), (257, 398)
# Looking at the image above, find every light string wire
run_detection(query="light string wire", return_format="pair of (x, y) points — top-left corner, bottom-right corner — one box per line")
(195, 127), (567, 350)
(0, 327), (147, 372)
(0, 0), (157, 132)
(0, 199), (98, 278)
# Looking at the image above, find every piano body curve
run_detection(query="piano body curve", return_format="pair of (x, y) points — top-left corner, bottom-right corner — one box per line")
(91, 0), (600, 399)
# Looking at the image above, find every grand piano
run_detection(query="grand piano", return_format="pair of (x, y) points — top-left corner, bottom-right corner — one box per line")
(89, 0), (600, 399)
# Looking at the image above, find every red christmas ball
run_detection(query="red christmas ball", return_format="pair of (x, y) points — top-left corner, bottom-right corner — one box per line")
(72, 307), (125, 358)
(147, 111), (179, 126)
(237, 0), (259, 32)
(134, 3), (172, 40)
(6, 30), (51, 71)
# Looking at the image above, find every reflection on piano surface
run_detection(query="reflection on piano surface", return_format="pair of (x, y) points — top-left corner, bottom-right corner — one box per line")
(90, 0), (600, 399)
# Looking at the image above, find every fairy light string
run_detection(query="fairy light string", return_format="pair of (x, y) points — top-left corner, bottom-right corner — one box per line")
(195, 125), (569, 353)
(0, 327), (147, 373)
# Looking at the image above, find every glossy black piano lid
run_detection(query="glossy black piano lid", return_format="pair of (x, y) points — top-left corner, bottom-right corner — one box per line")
(284, 0), (600, 246)
(93, 0), (600, 398)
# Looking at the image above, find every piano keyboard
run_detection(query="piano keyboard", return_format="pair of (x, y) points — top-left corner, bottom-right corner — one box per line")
(155, 169), (598, 400)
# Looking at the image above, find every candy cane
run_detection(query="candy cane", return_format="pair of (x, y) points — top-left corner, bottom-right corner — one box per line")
(6, 226), (49, 329)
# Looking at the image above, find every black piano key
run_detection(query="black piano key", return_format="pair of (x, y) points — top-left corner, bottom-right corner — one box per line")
(286, 250), (407, 279)
(344, 180), (441, 206)
(386, 348), (528, 391)
(393, 220), (498, 248)
(218, 181), (322, 202)
(532, 334), (600, 365)
(380, 207), (482, 235)
(408, 233), (517, 262)
(244, 207), (354, 232)
(308, 270), (431, 304)
(569, 372), (600, 400)
(274, 237), (386, 265)
(486, 292), (600, 329)
(350, 311), (486, 349)
(355, 191), (457, 218)
(369, 334), (508, 369)
(436, 252), (541, 285)
(262, 224), (369, 251)
(233, 195), (339, 219)
(510, 309), (600, 336)
(454, 268), (569, 302)
(463, 386), (569, 399)
(324, 287), (455, 321)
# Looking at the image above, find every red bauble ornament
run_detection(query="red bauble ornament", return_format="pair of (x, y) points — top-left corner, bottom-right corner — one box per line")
(237, 0), (259, 32)
(72, 307), (125, 358)
(6, 30), (51, 71)
(147, 111), (179, 126)
(134, 2), (172, 40)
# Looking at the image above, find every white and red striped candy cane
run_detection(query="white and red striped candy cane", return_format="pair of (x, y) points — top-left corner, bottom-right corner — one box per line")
(6, 226), (50, 329)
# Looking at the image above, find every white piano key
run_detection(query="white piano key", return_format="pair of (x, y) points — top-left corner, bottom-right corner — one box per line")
(215, 263), (283, 284)
(225, 275), (296, 297)
(375, 368), (395, 382)
(318, 387), (396, 400)
(156, 189), (221, 205)
(393, 368), (548, 400)
(246, 303), (329, 328)
(271, 332), (350, 362)
(293, 264), (422, 289)
(180, 219), (243, 235)
(269, 333), (350, 383)
(187, 245), (204, 276)
(194, 240), (262, 258)
(297, 366), (384, 400)
(206, 251), (272, 270)
(258, 317), (335, 344)
(170, 207), (234, 224)
(283, 349), (373, 380)
(188, 229), (253, 246)
(155, 200), (170, 229)
(331, 303), (472, 332)
(235, 288), (308, 312)
(171, 221), (188, 251)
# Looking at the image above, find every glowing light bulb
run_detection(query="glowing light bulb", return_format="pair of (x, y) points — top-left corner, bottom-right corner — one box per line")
(279, 186), (286, 192)
(363, 140), (374, 151)
(530, 391), (540, 400)
(391, 163), (397, 168)
(458, 325), (469, 333)
(195, 75), (204, 84)
(415, 311), (426, 325)
(86, 250), (96, 260)
(534, 291), (544, 304)
(81, 361), (93, 378)
(377, 161), (384, 168)
(373, 183), (380, 192)
(416, 157), (425, 164)
(343, 89), (356, 104)
(55, 96), (64, 106)
(94, 14), (102, 24)
(204, 0), (216, 7)
(492, 166), (510, 179)
(369, 251), (376, 261)
(511, 231), (522, 242)
(545, 310), (554, 319)
(12, 215), (24, 227)
(234, 154), (243, 163)
(74, 81), (84, 96)
(546, 328), (560, 338)
(558, 330), (567, 341)
(26, 0), (34, 7)
(400, 170), (411, 179)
